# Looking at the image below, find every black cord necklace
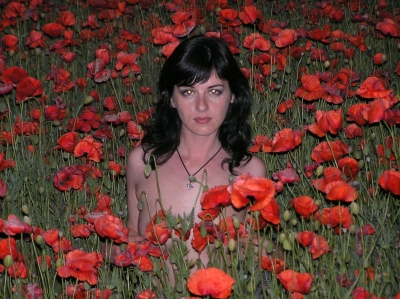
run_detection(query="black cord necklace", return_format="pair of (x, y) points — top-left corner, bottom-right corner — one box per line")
(176, 146), (223, 190)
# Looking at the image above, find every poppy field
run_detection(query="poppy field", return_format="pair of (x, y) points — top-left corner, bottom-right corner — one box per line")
(1, 0), (400, 298)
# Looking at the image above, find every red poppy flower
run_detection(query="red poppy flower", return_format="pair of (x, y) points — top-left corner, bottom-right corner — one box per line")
(2, 67), (27, 87)
(376, 18), (400, 37)
(171, 11), (197, 37)
(277, 270), (313, 294)
(307, 24), (331, 42)
(274, 29), (297, 48)
(71, 224), (93, 238)
(352, 287), (378, 299)
(243, 33), (271, 51)
(272, 168), (300, 184)
(294, 75), (326, 101)
(7, 261), (28, 279)
(337, 157), (359, 179)
(0, 153), (16, 172)
(15, 77), (43, 103)
(297, 231), (316, 247)
(218, 9), (241, 28)
(53, 164), (85, 192)
(74, 135), (103, 162)
(228, 173), (275, 211)
(271, 128), (302, 153)
(115, 52), (141, 77)
(344, 124), (363, 138)
(135, 290), (157, 299)
(127, 121), (144, 140)
(187, 267), (235, 299)
(249, 135), (272, 153)
(346, 103), (369, 126)
(2, 214), (33, 236)
(145, 210), (171, 245)
(56, 10), (76, 27)
(0, 237), (18, 260)
(42, 23), (65, 38)
(94, 214), (129, 244)
(356, 77), (392, 99)
(378, 169), (400, 195)
(239, 6), (263, 29)
(325, 180), (358, 202)
(191, 221), (221, 253)
(55, 132), (78, 153)
(201, 185), (231, 210)
(260, 198), (281, 225)
(308, 109), (343, 137)
(330, 206), (353, 230)
(291, 196), (318, 219)
(261, 256), (285, 274)
(219, 216), (245, 243)
(2, 34), (18, 52)
(311, 140), (349, 163)
(277, 98), (294, 113)
(57, 249), (103, 285)
(308, 235), (331, 259)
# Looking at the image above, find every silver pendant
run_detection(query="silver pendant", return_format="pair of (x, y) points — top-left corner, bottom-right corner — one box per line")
(186, 182), (194, 190)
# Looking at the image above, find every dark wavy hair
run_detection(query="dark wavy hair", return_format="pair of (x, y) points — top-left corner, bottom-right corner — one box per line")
(142, 35), (253, 174)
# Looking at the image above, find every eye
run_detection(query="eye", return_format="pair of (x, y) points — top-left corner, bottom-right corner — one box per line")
(210, 89), (221, 95)
(182, 90), (193, 96)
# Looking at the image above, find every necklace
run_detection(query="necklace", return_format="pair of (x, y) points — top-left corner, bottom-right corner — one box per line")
(176, 146), (223, 190)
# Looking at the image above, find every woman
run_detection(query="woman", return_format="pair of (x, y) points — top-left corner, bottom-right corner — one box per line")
(113, 35), (266, 277)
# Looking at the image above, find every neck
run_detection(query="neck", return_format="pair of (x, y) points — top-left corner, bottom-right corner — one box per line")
(177, 134), (222, 160)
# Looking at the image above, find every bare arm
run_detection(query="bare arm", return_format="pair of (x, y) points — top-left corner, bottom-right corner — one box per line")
(126, 147), (146, 242)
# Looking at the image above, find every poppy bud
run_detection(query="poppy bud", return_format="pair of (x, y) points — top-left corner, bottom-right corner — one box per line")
(35, 235), (45, 246)
(316, 165), (324, 177)
(278, 233), (286, 243)
(170, 252), (177, 264)
(84, 282), (91, 291)
(21, 205), (30, 215)
(314, 220), (320, 231)
(349, 224), (357, 234)
(56, 258), (64, 268)
(323, 60), (330, 68)
(282, 239), (292, 251)
(232, 216), (240, 230)
(200, 225), (207, 238)
(188, 259), (196, 268)
(247, 281), (255, 293)
(214, 239), (221, 249)
(228, 238), (236, 252)
(363, 144), (371, 156)
(23, 216), (32, 226)
(199, 26), (206, 35)
(283, 210), (291, 221)
(266, 241), (274, 254)
(291, 219), (297, 226)
(350, 202), (360, 215)
(4, 255), (13, 268)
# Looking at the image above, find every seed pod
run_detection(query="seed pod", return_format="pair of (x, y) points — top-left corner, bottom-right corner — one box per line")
(283, 210), (291, 221)
(23, 216), (32, 226)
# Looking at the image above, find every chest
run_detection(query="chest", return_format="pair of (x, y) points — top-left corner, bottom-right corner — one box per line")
(134, 158), (233, 234)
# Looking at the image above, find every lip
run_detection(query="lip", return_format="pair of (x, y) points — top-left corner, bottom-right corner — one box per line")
(194, 117), (212, 124)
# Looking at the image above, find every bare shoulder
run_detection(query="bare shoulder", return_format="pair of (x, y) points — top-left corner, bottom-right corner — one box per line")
(126, 146), (146, 179)
(238, 155), (266, 177)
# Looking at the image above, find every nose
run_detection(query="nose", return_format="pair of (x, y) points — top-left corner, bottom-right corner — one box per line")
(195, 93), (208, 112)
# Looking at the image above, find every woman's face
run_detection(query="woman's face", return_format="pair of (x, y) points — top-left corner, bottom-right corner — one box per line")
(170, 71), (234, 138)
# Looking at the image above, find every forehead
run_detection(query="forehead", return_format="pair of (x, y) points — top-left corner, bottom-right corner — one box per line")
(184, 71), (228, 87)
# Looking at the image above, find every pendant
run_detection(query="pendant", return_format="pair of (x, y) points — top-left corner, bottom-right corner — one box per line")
(186, 182), (194, 190)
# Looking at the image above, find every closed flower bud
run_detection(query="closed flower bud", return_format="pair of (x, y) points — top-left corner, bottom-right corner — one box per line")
(23, 216), (32, 226)
(21, 205), (30, 215)
(56, 258), (64, 268)
(188, 259), (196, 268)
(278, 233), (287, 243)
(266, 241), (274, 254)
(228, 238), (236, 252)
(83, 96), (93, 105)
(283, 210), (291, 221)
(200, 225), (207, 238)
(350, 202), (360, 215)
(4, 255), (13, 268)
(282, 239), (292, 251)
(232, 215), (240, 230)
(316, 165), (324, 177)
(35, 235), (45, 246)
